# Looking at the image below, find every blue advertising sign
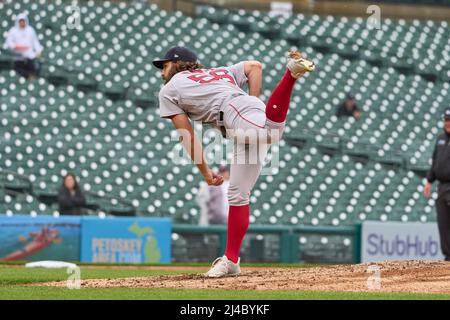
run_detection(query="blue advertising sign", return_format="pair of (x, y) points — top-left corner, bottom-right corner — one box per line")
(0, 215), (81, 261)
(81, 217), (171, 264)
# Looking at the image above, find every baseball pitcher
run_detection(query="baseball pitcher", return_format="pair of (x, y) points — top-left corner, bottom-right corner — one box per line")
(153, 46), (315, 277)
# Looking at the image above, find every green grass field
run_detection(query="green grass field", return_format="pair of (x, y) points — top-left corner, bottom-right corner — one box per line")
(1, 264), (450, 300)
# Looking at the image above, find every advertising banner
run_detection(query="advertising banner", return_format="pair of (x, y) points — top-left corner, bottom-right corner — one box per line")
(361, 221), (445, 262)
(0, 215), (81, 261)
(81, 217), (171, 264)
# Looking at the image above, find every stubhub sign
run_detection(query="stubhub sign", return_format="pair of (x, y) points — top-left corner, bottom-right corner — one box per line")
(361, 221), (444, 262)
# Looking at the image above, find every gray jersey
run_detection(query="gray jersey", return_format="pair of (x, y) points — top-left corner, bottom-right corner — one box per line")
(158, 62), (248, 123)
(159, 61), (288, 208)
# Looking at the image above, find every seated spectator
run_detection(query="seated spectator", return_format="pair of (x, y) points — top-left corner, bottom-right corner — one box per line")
(336, 93), (361, 120)
(58, 173), (86, 215)
(4, 13), (43, 79)
(197, 165), (230, 225)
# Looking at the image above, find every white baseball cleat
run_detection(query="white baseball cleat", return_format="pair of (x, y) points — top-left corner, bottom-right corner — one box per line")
(287, 50), (315, 78)
(204, 255), (241, 278)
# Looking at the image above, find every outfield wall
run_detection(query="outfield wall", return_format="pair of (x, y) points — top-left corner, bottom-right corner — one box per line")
(0, 215), (445, 264)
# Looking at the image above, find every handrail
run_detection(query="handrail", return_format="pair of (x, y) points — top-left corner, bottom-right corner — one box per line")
(0, 169), (32, 184)
(0, 169), (32, 195)
(84, 190), (135, 210)
(173, 223), (362, 263)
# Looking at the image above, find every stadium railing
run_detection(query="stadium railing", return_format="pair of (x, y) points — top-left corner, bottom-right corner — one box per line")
(172, 224), (362, 263)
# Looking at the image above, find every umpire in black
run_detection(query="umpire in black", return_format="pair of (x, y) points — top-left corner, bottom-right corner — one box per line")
(424, 108), (450, 262)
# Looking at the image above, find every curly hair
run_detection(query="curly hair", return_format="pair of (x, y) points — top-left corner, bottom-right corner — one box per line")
(174, 61), (204, 72)
(165, 61), (204, 83)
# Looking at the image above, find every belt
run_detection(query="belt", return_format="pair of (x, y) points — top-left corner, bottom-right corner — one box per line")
(218, 111), (226, 138)
(216, 93), (244, 138)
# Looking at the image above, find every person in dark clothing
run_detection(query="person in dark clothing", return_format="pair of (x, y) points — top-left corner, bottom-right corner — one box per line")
(58, 173), (86, 215)
(424, 108), (450, 262)
(336, 93), (361, 120)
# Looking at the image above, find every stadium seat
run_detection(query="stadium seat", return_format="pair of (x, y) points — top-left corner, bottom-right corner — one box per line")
(0, 0), (448, 225)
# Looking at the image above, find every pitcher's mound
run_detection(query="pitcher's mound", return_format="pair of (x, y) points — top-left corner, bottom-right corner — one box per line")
(41, 260), (450, 294)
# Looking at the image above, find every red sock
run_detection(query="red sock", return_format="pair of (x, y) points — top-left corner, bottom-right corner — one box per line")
(265, 69), (297, 123)
(224, 205), (249, 263)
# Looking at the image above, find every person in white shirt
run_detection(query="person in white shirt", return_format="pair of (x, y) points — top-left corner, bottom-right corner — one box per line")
(4, 13), (43, 79)
(197, 165), (230, 225)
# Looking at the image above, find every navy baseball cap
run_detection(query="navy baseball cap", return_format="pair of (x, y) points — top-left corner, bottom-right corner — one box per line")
(444, 108), (450, 120)
(152, 46), (198, 69)
(346, 92), (354, 100)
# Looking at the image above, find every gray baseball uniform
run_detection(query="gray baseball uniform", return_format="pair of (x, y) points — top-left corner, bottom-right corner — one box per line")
(158, 62), (285, 206)
(159, 62), (247, 121)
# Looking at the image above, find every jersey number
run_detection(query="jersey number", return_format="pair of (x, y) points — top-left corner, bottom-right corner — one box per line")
(187, 69), (236, 85)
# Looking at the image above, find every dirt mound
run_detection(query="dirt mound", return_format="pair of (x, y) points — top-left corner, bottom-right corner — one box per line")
(39, 260), (450, 294)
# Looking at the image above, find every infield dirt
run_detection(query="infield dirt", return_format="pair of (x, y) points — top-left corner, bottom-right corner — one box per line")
(38, 260), (450, 294)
